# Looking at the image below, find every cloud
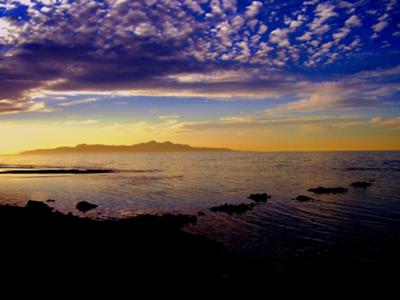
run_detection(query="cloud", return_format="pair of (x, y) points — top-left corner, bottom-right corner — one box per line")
(345, 15), (362, 27)
(184, 0), (205, 14)
(331, 15), (362, 43)
(258, 24), (268, 35)
(171, 114), (362, 132)
(58, 98), (97, 107)
(0, 99), (52, 115)
(0, 17), (22, 44)
(159, 115), (180, 120)
(269, 28), (290, 47)
(0, 0), (398, 113)
(222, 0), (237, 13)
(273, 66), (400, 112)
(281, 83), (351, 112)
(373, 14), (390, 32)
(332, 28), (350, 41)
(338, 1), (354, 9)
(370, 116), (382, 124)
(297, 31), (313, 41)
(309, 3), (338, 31)
(287, 14), (306, 32)
(27, 101), (53, 113)
(281, 83), (400, 112)
(64, 119), (99, 126)
(245, 1), (263, 19)
(371, 116), (400, 128)
(373, 21), (389, 32)
(381, 117), (400, 128)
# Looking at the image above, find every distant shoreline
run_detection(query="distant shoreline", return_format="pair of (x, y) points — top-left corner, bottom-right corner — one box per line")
(18, 140), (236, 155)
(13, 149), (400, 156)
(0, 140), (399, 156)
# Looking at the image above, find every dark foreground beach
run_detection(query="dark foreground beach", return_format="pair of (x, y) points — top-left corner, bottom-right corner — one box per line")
(2, 199), (400, 291)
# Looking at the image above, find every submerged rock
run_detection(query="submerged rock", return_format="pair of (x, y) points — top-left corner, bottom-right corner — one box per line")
(76, 201), (98, 213)
(198, 211), (206, 217)
(210, 203), (255, 215)
(308, 187), (348, 194)
(295, 195), (314, 202)
(248, 193), (271, 203)
(351, 181), (372, 188)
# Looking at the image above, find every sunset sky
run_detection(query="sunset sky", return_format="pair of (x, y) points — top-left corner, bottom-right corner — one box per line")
(0, 0), (399, 153)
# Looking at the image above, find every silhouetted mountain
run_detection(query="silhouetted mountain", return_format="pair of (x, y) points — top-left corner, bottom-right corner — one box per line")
(20, 141), (234, 155)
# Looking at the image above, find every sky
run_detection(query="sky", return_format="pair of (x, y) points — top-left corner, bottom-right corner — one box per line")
(0, 0), (399, 153)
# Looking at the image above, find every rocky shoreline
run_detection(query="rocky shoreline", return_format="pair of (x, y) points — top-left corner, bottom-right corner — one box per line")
(1, 179), (397, 288)
(1, 200), (232, 286)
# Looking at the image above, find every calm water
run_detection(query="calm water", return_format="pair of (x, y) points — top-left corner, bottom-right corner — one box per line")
(1, 151), (400, 264)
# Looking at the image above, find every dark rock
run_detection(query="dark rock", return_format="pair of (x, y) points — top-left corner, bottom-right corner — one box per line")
(295, 195), (314, 202)
(0, 201), (223, 285)
(308, 187), (348, 194)
(155, 213), (197, 227)
(198, 211), (205, 217)
(26, 200), (54, 213)
(248, 193), (271, 203)
(76, 201), (98, 213)
(46, 199), (56, 203)
(351, 181), (372, 188)
(210, 203), (255, 215)
(0, 198), (398, 286)
(0, 169), (115, 175)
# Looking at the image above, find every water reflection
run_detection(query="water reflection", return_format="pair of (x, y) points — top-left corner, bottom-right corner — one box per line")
(0, 151), (399, 265)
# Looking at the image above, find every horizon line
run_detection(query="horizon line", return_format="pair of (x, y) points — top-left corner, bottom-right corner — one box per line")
(1, 140), (400, 156)
(2, 148), (400, 156)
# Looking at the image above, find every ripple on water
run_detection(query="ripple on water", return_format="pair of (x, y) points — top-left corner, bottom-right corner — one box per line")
(0, 151), (399, 266)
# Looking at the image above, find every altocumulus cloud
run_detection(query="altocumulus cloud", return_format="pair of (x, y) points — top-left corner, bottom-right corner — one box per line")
(0, 0), (399, 113)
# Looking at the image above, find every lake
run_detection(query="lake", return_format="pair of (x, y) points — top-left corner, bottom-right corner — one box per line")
(1, 151), (400, 270)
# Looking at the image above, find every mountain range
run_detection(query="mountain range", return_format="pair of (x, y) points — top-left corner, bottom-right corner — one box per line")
(20, 141), (234, 155)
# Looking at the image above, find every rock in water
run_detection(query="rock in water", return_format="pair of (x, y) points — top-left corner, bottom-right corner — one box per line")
(350, 181), (372, 188)
(308, 187), (348, 194)
(209, 203), (255, 215)
(248, 193), (271, 203)
(76, 201), (98, 213)
(295, 195), (314, 202)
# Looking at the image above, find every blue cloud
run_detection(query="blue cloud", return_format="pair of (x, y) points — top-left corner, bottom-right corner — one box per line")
(0, 0), (399, 113)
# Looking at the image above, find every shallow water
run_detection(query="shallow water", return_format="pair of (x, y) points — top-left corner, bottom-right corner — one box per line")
(1, 151), (399, 264)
